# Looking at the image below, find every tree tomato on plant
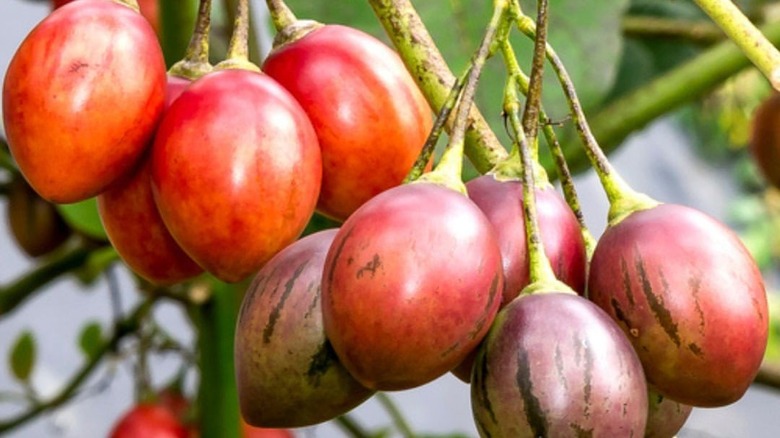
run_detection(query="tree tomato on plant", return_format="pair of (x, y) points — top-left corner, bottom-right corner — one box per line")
(263, 24), (432, 220)
(53, 0), (160, 35)
(3, 0), (166, 203)
(151, 69), (321, 283)
(97, 75), (203, 286)
(110, 404), (188, 438)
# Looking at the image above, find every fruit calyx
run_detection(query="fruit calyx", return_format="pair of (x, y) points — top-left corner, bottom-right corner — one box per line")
(168, 0), (213, 80)
(112, 0), (140, 12)
(272, 20), (324, 49)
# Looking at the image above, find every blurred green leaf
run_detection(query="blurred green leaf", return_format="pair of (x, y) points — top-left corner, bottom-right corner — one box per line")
(9, 331), (35, 383)
(56, 198), (107, 241)
(281, 0), (627, 145)
(78, 321), (103, 361)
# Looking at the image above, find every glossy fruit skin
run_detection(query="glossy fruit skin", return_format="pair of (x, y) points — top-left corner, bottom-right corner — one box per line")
(151, 69), (322, 282)
(8, 176), (71, 257)
(471, 292), (648, 437)
(644, 386), (692, 438)
(750, 92), (780, 188)
(322, 183), (503, 390)
(98, 76), (202, 285)
(588, 204), (768, 407)
(110, 404), (188, 438)
(242, 419), (295, 438)
(235, 229), (373, 427)
(466, 175), (587, 303)
(3, 0), (166, 203)
(263, 25), (432, 220)
(53, 0), (160, 35)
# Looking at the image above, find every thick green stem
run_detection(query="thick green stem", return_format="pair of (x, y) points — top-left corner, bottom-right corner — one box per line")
(0, 245), (94, 318)
(578, 20), (780, 175)
(415, 0), (507, 194)
(194, 280), (241, 438)
(168, 0), (213, 80)
(159, 0), (199, 67)
(0, 299), (154, 434)
(516, 15), (657, 225)
(265, 0), (297, 31)
(622, 16), (724, 44)
(217, 0), (260, 71)
(693, 0), (780, 90)
(368, 0), (508, 173)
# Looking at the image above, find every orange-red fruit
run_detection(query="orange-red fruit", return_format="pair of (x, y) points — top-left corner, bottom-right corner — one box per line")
(263, 25), (432, 220)
(151, 69), (322, 283)
(750, 92), (780, 188)
(53, 0), (160, 35)
(3, 0), (166, 203)
(110, 404), (188, 438)
(97, 76), (202, 285)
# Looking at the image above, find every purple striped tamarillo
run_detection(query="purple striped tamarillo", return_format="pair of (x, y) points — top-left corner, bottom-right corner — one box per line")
(588, 203), (768, 407)
(235, 230), (373, 427)
(471, 292), (648, 437)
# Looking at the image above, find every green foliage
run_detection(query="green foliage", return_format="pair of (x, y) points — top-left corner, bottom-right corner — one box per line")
(8, 330), (35, 383)
(78, 321), (104, 361)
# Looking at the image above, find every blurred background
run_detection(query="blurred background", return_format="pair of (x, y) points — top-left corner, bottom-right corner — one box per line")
(2, 0), (780, 436)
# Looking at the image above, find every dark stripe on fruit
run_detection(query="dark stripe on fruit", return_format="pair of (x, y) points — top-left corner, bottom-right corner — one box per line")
(583, 338), (593, 419)
(688, 275), (707, 336)
(356, 253), (382, 279)
(468, 273), (501, 340)
(569, 422), (594, 438)
(325, 227), (355, 288)
(307, 340), (336, 387)
(620, 257), (635, 306)
(554, 344), (568, 391)
(635, 252), (680, 347)
(688, 342), (703, 357)
(303, 282), (320, 320)
(516, 348), (548, 437)
(262, 261), (308, 344)
(475, 348), (497, 425)
(610, 298), (630, 328)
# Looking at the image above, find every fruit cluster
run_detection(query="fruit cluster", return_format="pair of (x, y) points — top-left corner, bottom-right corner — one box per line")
(2, 1), (770, 437)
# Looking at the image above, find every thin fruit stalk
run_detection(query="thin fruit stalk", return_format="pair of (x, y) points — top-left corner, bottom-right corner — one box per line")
(515, 9), (768, 407)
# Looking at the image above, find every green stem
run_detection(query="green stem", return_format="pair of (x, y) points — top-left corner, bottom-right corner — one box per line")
(415, 0), (507, 193)
(367, 0), (508, 174)
(376, 392), (415, 438)
(622, 16), (724, 44)
(693, 0), (780, 89)
(500, 4), (558, 289)
(0, 299), (154, 434)
(217, 0), (259, 71)
(404, 69), (468, 183)
(194, 279), (242, 438)
(516, 15), (657, 225)
(0, 245), (93, 318)
(265, 0), (297, 31)
(504, 48), (596, 255)
(159, 0), (199, 67)
(334, 414), (371, 438)
(168, 0), (213, 80)
(520, 0), (548, 146)
(578, 20), (780, 175)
